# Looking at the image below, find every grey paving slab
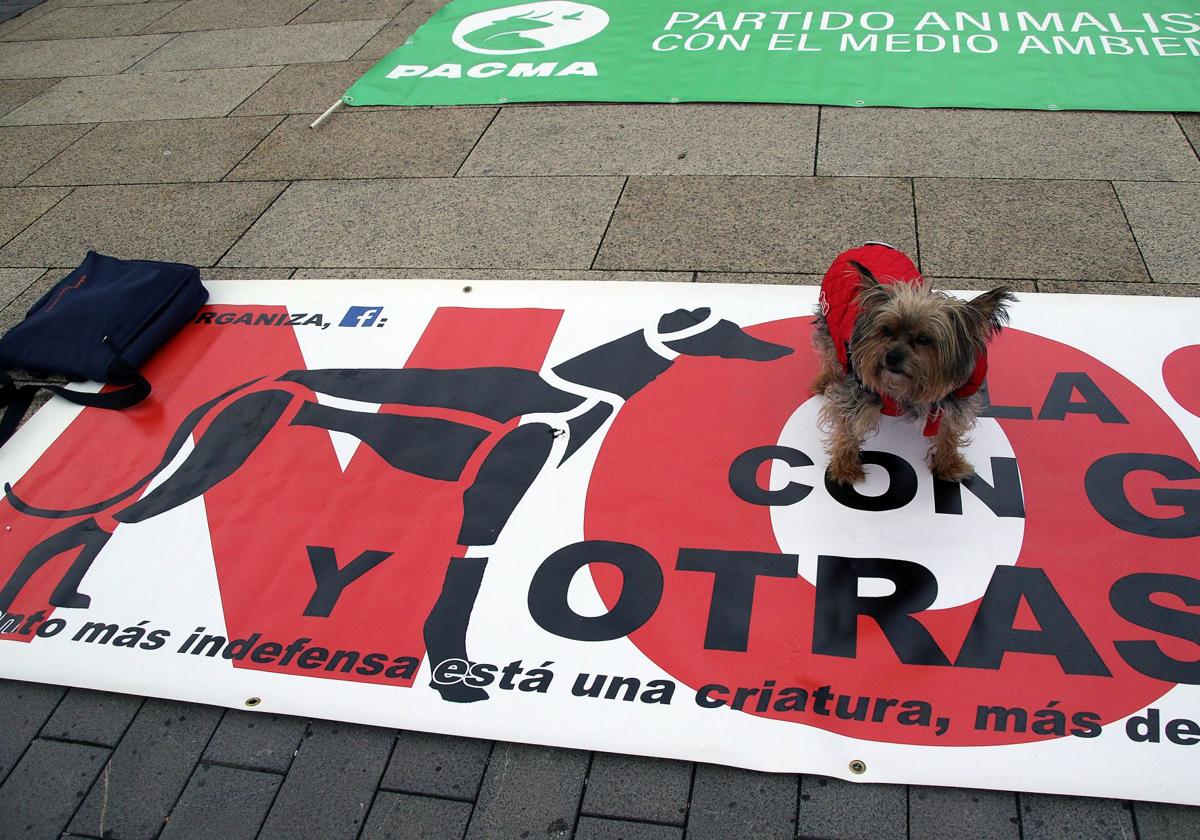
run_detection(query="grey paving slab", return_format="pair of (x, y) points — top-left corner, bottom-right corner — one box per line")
(133, 20), (387, 72)
(201, 266), (296, 279)
(0, 122), (89, 185)
(818, 108), (1200, 181)
(0, 33), (172, 78)
(1039, 279), (1200, 297)
(575, 817), (684, 840)
(698, 272), (821, 285)
(581, 753), (691, 825)
(0, 1), (178, 39)
(40, 0), (167, 6)
(0, 267), (63, 336)
(796, 775), (906, 840)
(0, 78), (57, 115)
(934, 277), (1039, 293)
(1019, 793), (1135, 840)
(380, 730), (490, 800)
(0, 185), (68, 246)
(1179, 114), (1200, 155)
(0, 13), (29, 44)
(360, 791), (473, 840)
(258, 720), (394, 840)
(686, 764), (797, 840)
(24, 115), (281, 185)
(0, 67), (282, 125)
(699, 272), (1037, 294)
(0, 181), (285, 267)
(223, 176), (623, 268)
(159, 764), (282, 840)
(294, 0), (406, 24)
(353, 0), (440, 60)
(0, 679), (64, 783)
(1134, 800), (1200, 840)
(231, 59), (373, 115)
(69, 699), (223, 840)
(40, 688), (143, 747)
(460, 104), (818, 176)
(0, 738), (108, 839)
(0, 268), (71, 338)
(291, 268), (692, 281)
(915, 178), (1149, 282)
(144, 0), (318, 33)
(909, 786), (1019, 840)
(0, 265), (41, 306)
(596, 176), (915, 273)
(228, 109), (493, 180)
(0, 17), (30, 37)
(203, 709), (308, 773)
(1115, 181), (1200, 284)
(464, 742), (587, 840)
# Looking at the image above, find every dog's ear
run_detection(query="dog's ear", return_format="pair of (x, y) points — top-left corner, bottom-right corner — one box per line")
(849, 260), (889, 311)
(849, 260), (881, 289)
(966, 287), (1016, 337)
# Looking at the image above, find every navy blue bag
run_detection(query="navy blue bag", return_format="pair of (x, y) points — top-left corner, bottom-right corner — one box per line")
(0, 251), (208, 446)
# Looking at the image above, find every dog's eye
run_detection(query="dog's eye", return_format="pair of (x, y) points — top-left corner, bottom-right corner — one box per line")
(914, 334), (932, 346)
(880, 326), (894, 338)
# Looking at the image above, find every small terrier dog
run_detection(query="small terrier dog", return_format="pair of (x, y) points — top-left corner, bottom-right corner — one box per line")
(812, 243), (1014, 485)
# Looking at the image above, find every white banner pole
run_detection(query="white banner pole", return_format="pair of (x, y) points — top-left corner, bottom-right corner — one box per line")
(310, 100), (344, 129)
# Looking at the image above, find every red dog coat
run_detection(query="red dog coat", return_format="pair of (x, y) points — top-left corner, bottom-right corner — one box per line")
(819, 243), (987, 436)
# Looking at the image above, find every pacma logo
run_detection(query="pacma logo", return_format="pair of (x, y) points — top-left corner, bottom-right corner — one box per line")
(386, 60), (597, 79)
(452, 1), (609, 55)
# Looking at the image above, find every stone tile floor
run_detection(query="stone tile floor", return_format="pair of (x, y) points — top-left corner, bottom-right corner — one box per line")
(1, 0), (1199, 838)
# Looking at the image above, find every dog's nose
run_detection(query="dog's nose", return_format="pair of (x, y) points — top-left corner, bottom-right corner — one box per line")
(885, 349), (906, 369)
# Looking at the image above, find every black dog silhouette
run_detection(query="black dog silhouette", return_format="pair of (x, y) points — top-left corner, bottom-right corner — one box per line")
(2, 308), (791, 702)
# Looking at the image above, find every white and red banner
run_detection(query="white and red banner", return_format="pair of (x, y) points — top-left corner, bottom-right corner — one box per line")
(1, 279), (1198, 804)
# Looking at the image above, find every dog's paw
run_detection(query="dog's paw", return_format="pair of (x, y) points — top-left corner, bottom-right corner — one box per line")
(826, 457), (866, 485)
(932, 454), (974, 483)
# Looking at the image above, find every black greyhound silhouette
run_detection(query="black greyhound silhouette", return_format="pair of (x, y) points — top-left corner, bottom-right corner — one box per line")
(1, 308), (791, 702)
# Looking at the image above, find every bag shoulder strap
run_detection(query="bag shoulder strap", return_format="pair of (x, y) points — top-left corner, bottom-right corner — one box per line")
(0, 359), (150, 448)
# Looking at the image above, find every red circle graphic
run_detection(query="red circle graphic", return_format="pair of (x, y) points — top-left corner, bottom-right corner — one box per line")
(585, 320), (1199, 747)
(1163, 345), (1200, 418)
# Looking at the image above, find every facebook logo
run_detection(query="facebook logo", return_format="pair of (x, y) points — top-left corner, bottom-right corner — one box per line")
(339, 306), (384, 327)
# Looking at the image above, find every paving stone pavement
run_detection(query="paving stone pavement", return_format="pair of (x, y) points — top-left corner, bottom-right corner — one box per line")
(1, 1), (1200, 839)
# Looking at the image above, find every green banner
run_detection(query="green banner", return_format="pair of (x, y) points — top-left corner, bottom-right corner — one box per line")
(344, 1), (1200, 111)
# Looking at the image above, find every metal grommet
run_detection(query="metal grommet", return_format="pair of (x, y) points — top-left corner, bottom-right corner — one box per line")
(462, 285), (473, 293)
(849, 759), (866, 774)
(854, 99), (865, 106)
(244, 697), (261, 708)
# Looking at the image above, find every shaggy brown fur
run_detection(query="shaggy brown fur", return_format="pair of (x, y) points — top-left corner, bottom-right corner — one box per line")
(813, 268), (1014, 484)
